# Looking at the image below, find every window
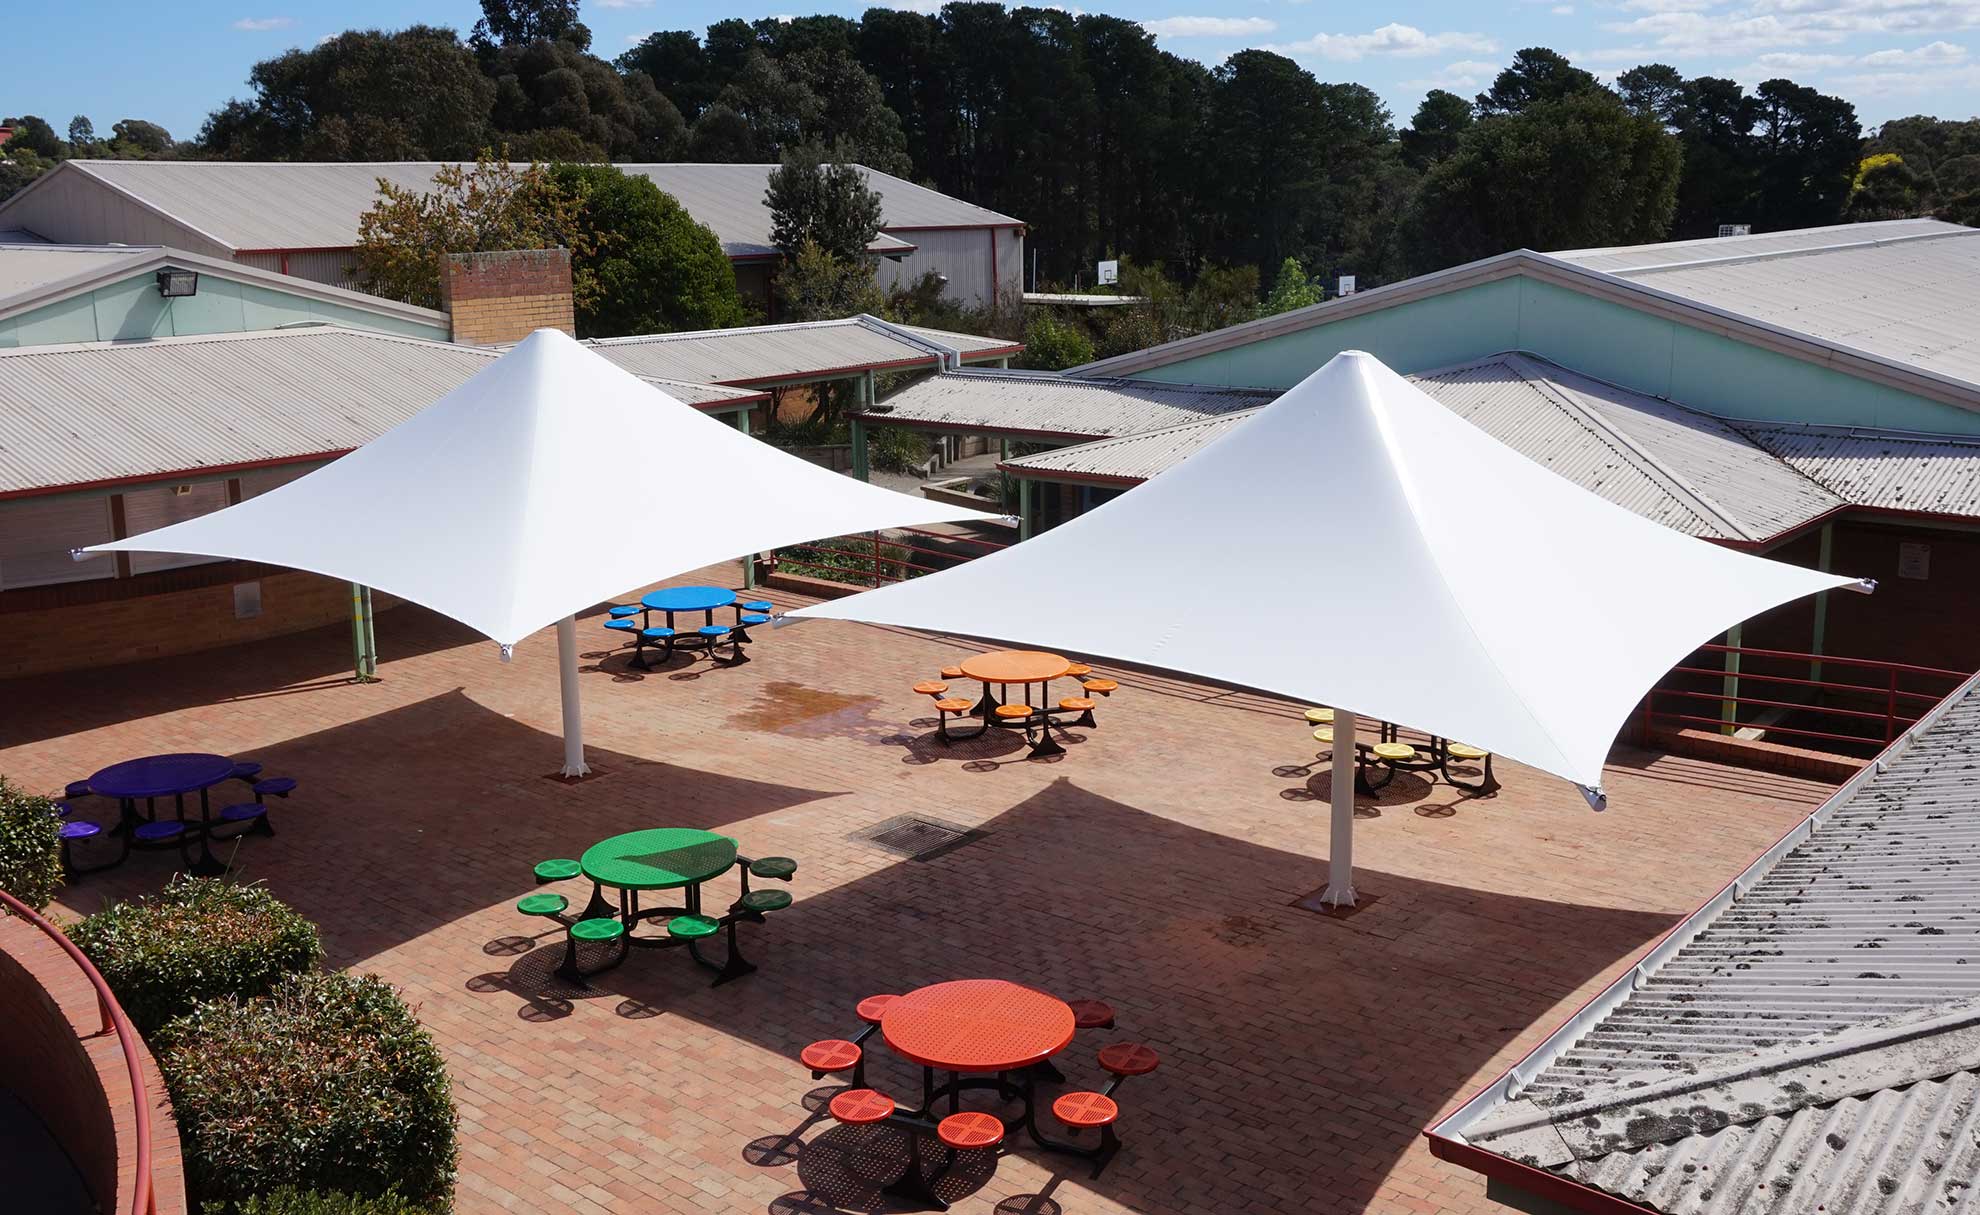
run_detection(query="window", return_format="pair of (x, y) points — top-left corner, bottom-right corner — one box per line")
(0, 495), (115, 589)
(121, 481), (230, 574)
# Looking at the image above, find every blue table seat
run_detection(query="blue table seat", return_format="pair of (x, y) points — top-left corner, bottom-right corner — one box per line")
(229, 760), (263, 781)
(220, 803), (267, 823)
(60, 820), (101, 840)
(739, 613), (770, 626)
(698, 625), (731, 639)
(134, 820), (186, 843)
(607, 604), (641, 618)
(742, 600), (773, 613)
(604, 618), (638, 634)
(641, 627), (676, 640)
(64, 780), (92, 799)
(253, 777), (298, 798)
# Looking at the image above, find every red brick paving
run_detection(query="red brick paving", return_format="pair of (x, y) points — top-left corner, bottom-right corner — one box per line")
(4, 562), (1835, 1215)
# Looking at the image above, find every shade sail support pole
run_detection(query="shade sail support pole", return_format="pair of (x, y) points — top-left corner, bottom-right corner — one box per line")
(1319, 709), (1358, 906)
(556, 615), (590, 778)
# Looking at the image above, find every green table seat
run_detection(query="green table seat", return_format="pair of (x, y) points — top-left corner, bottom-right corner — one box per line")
(570, 917), (626, 942)
(534, 857), (582, 883)
(667, 914), (719, 939)
(748, 856), (797, 880)
(582, 828), (738, 891)
(740, 889), (792, 913)
(517, 892), (569, 917)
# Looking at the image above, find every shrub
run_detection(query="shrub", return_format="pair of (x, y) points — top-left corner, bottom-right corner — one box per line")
(870, 426), (929, 475)
(164, 972), (458, 1210)
(0, 777), (64, 913)
(67, 876), (321, 1034)
(1015, 312), (1095, 371)
(211, 1186), (435, 1215)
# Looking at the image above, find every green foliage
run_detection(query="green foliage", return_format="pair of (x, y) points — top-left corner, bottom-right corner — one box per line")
(110, 119), (173, 156)
(779, 535), (914, 586)
(776, 237), (884, 322)
(482, 36), (683, 160)
(1846, 155), (1923, 221)
(0, 777), (63, 913)
(67, 876), (322, 1035)
(767, 143), (885, 262)
(472, 0), (587, 52)
(1, 114), (64, 158)
(66, 115), (96, 152)
(162, 972), (457, 1211)
(882, 271), (1014, 340)
(353, 153), (586, 310)
(550, 164), (747, 336)
(870, 427), (930, 474)
(1401, 90), (1471, 170)
(210, 1187), (435, 1215)
(1015, 312), (1095, 371)
(1475, 48), (1604, 115)
(1261, 257), (1323, 317)
(0, 150), (50, 205)
(1403, 90), (1680, 273)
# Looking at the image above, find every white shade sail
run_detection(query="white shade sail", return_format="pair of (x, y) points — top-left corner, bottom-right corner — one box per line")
(793, 351), (1867, 796)
(91, 328), (994, 647)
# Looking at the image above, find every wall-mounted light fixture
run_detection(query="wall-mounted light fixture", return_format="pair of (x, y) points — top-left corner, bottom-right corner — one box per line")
(155, 268), (199, 297)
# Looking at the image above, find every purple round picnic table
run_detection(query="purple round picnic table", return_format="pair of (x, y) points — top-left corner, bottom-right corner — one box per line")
(89, 753), (238, 877)
(88, 753), (237, 800)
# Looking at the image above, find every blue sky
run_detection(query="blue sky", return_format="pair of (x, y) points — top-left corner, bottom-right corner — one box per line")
(10, 0), (1976, 144)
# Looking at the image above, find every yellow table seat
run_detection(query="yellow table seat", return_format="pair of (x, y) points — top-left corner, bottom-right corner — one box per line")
(1304, 707), (1334, 725)
(1312, 727), (1334, 744)
(1372, 742), (1417, 762)
(1446, 742), (1489, 761)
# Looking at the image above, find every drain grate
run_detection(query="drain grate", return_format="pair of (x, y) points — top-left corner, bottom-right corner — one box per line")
(851, 813), (985, 861)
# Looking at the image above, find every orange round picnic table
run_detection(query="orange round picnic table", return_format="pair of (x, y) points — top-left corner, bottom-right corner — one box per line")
(958, 650), (1071, 685)
(882, 979), (1076, 1073)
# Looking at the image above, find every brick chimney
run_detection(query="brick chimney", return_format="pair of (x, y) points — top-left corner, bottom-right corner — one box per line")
(441, 248), (576, 346)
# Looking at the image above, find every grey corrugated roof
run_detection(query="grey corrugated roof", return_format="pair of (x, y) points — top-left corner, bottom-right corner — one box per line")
(0, 243), (152, 296)
(1743, 424), (1980, 519)
(1447, 674), (1980, 1215)
(585, 316), (1018, 386)
(0, 327), (761, 496)
(1556, 223), (1980, 393)
(1552, 219), (1969, 273)
(1000, 354), (1848, 542)
(24, 161), (1016, 258)
(865, 369), (1276, 439)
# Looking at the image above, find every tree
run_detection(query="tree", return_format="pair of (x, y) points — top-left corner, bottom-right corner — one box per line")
(1261, 257), (1323, 315)
(548, 164), (748, 336)
(110, 119), (173, 157)
(1015, 311), (1095, 370)
(471, 0), (587, 52)
(1, 115), (64, 158)
(1752, 78), (1860, 229)
(1475, 49), (1603, 115)
(776, 237), (884, 321)
(618, 31), (721, 120)
(1616, 64), (1686, 127)
(1401, 90), (1471, 169)
(352, 154), (587, 309)
(483, 36), (684, 159)
(1845, 154), (1923, 221)
(1667, 75), (1760, 236)
(201, 27), (494, 160)
(66, 115), (96, 152)
(765, 143), (884, 262)
(785, 48), (912, 174)
(685, 103), (756, 161)
(1403, 89), (1680, 272)
(712, 51), (819, 162)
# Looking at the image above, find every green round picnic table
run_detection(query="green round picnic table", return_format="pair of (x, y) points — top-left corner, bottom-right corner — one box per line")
(581, 828), (739, 891)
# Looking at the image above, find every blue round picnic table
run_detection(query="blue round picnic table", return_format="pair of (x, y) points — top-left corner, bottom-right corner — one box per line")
(89, 753), (237, 877)
(641, 585), (736, 614)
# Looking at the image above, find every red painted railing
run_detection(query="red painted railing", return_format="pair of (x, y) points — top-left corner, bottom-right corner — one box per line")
(770, 524), (1012, 588)
(0, 889), (156, 1215)
(1645, 643), (1969, 749)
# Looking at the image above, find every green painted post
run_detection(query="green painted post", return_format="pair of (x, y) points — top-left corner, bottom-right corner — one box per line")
(731, 408), (751, 436)
(851, 418), (870, 482)
(349, 583), (366, 682)
(1018, 478), (1033, 541)
(1720, 622), (1743, 735)
(1810, 522), (1833, 683)
(361, 585), (378, 679)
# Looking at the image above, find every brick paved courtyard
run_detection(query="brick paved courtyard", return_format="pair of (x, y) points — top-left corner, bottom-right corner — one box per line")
(6, 564), (1835, 1215)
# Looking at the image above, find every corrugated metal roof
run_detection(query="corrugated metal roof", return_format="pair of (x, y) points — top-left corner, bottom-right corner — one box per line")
(585, 316), (1017, 386)
(1453, 677), (1980, 1215)
(1743, 424), (1980, 518)
(32, 160), (1017, 258)
(1555, 223), (1980, 392)
(1000, 354), (1848, 542)
(1552, 219), (1969, 273)
(0, 327), (760, 496)
(865, 369), (1276, 439)
(0, 243), (153, 296)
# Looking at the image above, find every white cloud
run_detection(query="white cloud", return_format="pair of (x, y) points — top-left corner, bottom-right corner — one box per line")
(1603, 11), (1849, 54)
(1401, 58), (1504, 91)
(1268, 22), (1498, 60)
(1142, 16), (1277, 37)
(593, 0), (653, 7)
(875, 0), (946, 11)
(1861, 38), (1966, 63)
(232, 16), (293, 31)
(1552, 5), (1576, 14)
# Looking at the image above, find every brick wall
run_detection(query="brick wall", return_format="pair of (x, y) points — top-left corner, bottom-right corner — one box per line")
(441, 248), (575, 346)
(0, 568), (392, 679)
(0, 914), (187, 1215)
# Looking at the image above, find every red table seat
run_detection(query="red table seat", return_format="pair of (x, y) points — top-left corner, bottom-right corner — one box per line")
(828, 1088), (896, 1125)
(801, 1039), (861, 1074)
(856, 994), (899, 1024)
(1053, 1091), (1119, 1128)
(1067, 999), (1116, 1030)
(1098, 1042), (1160, 1076)
(937, 1110), (1006, 1150)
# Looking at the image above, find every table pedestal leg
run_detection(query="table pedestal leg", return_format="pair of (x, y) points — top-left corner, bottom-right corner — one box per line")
(187, 790), (225, 877)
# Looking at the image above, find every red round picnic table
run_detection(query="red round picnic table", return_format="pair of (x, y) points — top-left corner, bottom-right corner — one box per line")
(882, 979), (1076, 1073)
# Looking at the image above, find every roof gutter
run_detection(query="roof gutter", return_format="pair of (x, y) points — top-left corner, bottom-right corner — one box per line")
(858, 313), (963, 371)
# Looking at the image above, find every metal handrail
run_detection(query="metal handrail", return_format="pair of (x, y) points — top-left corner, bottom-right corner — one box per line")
(0, 889), (156, 1215)
(1648, 642), (1971, 746)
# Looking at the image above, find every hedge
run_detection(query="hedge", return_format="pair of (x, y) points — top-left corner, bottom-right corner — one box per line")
(164, 972), (458, 1210)
(0, 777), (65, 912)
(67, 876), (321, 1034)
(211, 1187), (435, 1215)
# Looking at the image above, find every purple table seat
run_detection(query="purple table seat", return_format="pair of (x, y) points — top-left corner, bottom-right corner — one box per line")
(230, 761), (263, 781)
(65, 780), (92, 799)
(220, 803), (268, 823)
(134, 820), (186, 842)
(60, 820), (102, 840)
(252, 777), (298, 798)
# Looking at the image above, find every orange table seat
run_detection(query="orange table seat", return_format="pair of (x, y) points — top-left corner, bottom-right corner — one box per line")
(1065, 663), (1093, 677)
(933, 697), (973, 713)
(1098, 1042), (1161, 1076)
(1082, 679), (1119, 695)
(994, 704), (1036, 720)
(802, 1039), (862, 1074)
(828, 1088), (895, 1125)
(1067, 998), (1116, 1029)
(913, 681), (950, 697)
(940, 666), (965, 679)
(1059, 696), (1097, 713)
(1053, 1091), (1119, 1128)
(856, 994), (899, 1025)
(938, 1110), (1006, 1150)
